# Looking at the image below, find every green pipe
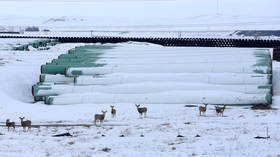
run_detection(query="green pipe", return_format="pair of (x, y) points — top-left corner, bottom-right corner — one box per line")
(32, 84), (52, 96)
(46, 62), (102, 67)
(41, 65), (68, 75)
(58, 53), (104, 59)
(44, 92), (272, 105)
(41, 64), (105, 74)
(40, 74), (46, 82)
(254, 59), (271, 67)
(253, 66), (271, 74)
(51, 58), (101, 63)
(51, 39), (59, 42)
(34, 96), (45, 101)
(75, 45), (115, 50)
(265, 93), (272, 104)
(44, 96), (54, 105)
(29, 42), (40, 48)
(68, 50), (102, 54)
(47, 42), (60, 46)
(257, 85), (272, 89)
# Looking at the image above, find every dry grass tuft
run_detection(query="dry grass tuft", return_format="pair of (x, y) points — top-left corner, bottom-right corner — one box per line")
(68, 141), (75, 145)
(101, 147), (111, 152)
(251, 105), (276, 110)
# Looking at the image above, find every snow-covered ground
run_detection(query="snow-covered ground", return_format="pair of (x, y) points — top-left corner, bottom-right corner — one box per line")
(0, 38), (40, 50)
(1, 0), (280, 39)
(0, 40), (279, 156)
(0, 0), (280, 155)
(1, 104), (279, 157)
(1, 0), (280, 32)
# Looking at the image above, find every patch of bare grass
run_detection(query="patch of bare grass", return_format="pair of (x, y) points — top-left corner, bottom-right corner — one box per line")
(251, 105), (277, 110)
(68, 141), (75, 145)
(101, 147), (111, 152)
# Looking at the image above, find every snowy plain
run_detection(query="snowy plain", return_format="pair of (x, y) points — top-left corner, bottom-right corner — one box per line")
(1, 0), (280, 39)
(0, 41), (279, 157)
(1, 0), (280, 31)
(0, 0), (280, 156)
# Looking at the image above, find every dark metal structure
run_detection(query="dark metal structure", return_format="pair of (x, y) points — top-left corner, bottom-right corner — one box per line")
(273, 47), (280, 61)
(1, 35), (280, 48)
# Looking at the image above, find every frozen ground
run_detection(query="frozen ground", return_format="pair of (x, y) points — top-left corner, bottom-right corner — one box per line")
(0, 0), (279, 156)
(0, 104), (280, 157)
(0, 0), (280, 31)
(0, 38), (41, 50)
(0, 41), (279, 156)
(1, 0), (280, 39)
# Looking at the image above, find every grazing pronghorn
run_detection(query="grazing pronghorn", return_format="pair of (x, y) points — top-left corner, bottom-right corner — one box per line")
(135, 104), (147, 118)
(94, 110), (107, 125)
(6, 119), (15, 131)
(110, 105), (116, 118)
(215, 105), (226, 116)
(19, 117), (32, 132)
(199, 104), (208, 116)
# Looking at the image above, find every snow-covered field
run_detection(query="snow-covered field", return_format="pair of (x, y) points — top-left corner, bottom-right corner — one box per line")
(0, 40), (280, 156)
(1, 104), (280, 157)
(0, 38), (40, 50)
(1, 0), (280, 39)
(0, 0), (280, 156)
(1, 0), (280, 31)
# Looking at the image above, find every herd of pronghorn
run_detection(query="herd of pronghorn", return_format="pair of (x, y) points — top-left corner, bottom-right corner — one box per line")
(5, 117), (31, 132)
(5, 104), (226, 132)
